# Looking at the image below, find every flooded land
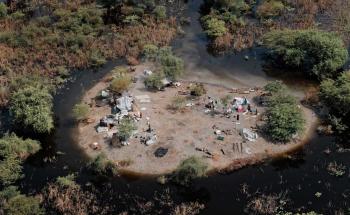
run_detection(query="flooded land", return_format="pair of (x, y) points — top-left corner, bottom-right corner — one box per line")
(0, 0), (349, 214)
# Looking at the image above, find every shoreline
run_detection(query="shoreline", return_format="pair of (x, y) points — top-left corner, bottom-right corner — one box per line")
(75, 64), (319, 177)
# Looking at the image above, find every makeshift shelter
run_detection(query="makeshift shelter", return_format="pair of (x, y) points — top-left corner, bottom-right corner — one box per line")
(240, 128), (258, 142)
(116, 96), (133, 112)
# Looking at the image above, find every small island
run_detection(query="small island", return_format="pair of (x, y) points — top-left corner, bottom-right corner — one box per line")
(76, 63), (317, 175)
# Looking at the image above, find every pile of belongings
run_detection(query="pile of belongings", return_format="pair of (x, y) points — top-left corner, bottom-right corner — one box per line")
(233, 97), (249, 112)
(240, 128), (258, 142)
(97, 115), (118, 133)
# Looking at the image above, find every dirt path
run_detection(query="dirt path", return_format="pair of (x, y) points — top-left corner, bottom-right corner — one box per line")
(76, 64), (318, 175)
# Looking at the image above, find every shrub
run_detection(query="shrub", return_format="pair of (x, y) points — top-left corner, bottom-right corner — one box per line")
(10, 86), (54, 133)
(144, 72), (164, 90)
(215, 0), (250, 13)
(159, 51), (184, 81)
(0, 186), (44, 215)
(256, 0), (285, 18)
(168, 96), (186, 111)
(0, 2), (7, 18)
(56, 174), (79, 188)
(0, 134), (40, 185)
(72, 103), (90, 122)
(88, 153), (118, 176)
(89, 50), (106, 67)
(117, 118), (136, 141)
(0, 134), (41, 159)
(143, 44), (159, 60)
(172, 156), (208, 186)
(319, 72), (350, 135)
(109, 74), (132, 94)
(153, 6), (166, 20)
(264, 80), (287, 94)
(262, 29), (348, 80)
(264, 92), (304, 142)
(0, 155), (23, 185)
(190, 83), (207, 96)
(202, 17), (227, 38)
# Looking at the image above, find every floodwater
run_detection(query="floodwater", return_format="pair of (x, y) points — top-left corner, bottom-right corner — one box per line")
(13, 0), (350, 214)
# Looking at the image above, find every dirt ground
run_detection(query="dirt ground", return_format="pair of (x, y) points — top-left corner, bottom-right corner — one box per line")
(76, 64), (318, 175)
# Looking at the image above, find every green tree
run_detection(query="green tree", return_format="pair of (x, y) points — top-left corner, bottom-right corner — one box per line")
(0, 2), (8, 18)
(109, 74), (132, 94)
(153, 6), (166, 20)
(10, 86), (53, 133)
(263, 29), (348, 80)
(172, 156), (208, 186)
(0, 134), (41, 185)
(72, 103), (90, 121)
(319, 71), (350, 134)
(117, 118), (136, 141)
(0, 186), (45, 215)
(144, 72), (164, 90)
(202, 17), (227, 38)
(264, 80), (287, 94)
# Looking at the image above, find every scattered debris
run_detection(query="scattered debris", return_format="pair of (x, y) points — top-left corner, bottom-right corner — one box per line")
(241, 128), (258, 142)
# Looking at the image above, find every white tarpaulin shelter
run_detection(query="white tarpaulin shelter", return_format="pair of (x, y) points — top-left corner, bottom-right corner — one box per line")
(117, 96), (133, 112)
(241, 128), (258, 142)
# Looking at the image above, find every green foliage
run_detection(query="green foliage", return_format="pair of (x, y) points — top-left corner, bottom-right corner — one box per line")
(190, 83), (207, 96)
(56, 174), (79, 188)
(264, 82), (304, 142)
(117, 118), (136, 141)
(153, 6), (166, 19)
(0, 155), (23, 185)
(10, 86), (53, 133)
(0, 134), (41, 159)
(319, 72), (350, 134)
(0, 134), (40, 185)
(264, 80), (287, 94)
(3, 194), (44, 215)
(123, 15), (140, 25)
(172, 156), (208, 186)
(144, 72), (165, 90)
(88, 153), (118, 176)
(214, 0), (250, 13)
(72, 103), (90, 121)
(158, 48), (184, 81)
(256, 0), (285, 18)
(143, 44), (159, 60)
(110, 74), (132, 94)
(263, 29), (348, 80)
(202, 17), (227, 38)
(0, 2), (8, 18)
(89, 50), (107, 67)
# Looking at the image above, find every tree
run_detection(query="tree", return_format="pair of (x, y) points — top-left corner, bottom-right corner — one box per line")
(0, 134), (41, 185)
(202, 17), (227, 38)
(10, 86), (53, 133)
(109, 74), (132, 94)
(264, 80), (287, 94)
(263, 29), (348, 80)
(159, 51), (184, 81)
(153, 6), (166, 20)
(144, 72), (164, 90)
(0, 186), (44, 215)
(319, 71), (350, 134)
(0, 2), (8, 18)
(116, 118), (136, 141)
(72, 103), (90, 121)
(172, 156), (208, 186)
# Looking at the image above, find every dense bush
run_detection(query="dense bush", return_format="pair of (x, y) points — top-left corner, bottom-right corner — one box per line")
(88, 153), (118, 176)
(110, 74), (132, 94)
(168, 96), (186, 111)
(72, 103), (90, 122)
(202, 17), (227, 38)
(319, 72), (350, 135)
(256, 0), (285, 18)
(153, 6), (166, 20)
(264, 82), (304, 142)
(263, 80), (287, 94)
(190, 83), (207, 96)
(117, 118), (136, 141)
(10, 86), (53, 133)
(262, 29), (348, 80)
(144, 72), (165, 90)
(158, 47), (184, 81)
(0, 186), (44, 215)
(0, 134), (40, 185)
(0, 2), (8, 18)
(172, 156), (208, 186)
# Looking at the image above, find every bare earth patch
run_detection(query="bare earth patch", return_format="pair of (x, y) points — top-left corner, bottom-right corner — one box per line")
(76, 65), (317, 175)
